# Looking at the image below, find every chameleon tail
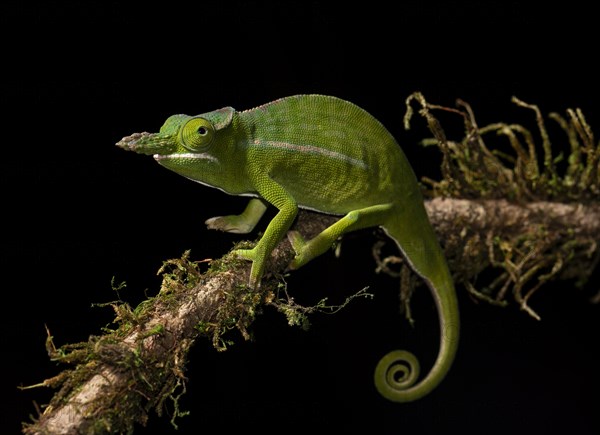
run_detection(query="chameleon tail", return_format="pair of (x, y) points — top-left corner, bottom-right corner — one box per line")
(376, 203), (460, 402)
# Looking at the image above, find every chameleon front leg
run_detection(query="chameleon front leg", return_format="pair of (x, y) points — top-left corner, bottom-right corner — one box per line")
(288, 203), (394, 269)
(205, 198), (268, 234)
(233, 180), (298, 287)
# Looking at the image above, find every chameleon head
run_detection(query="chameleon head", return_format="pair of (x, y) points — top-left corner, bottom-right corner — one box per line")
(116, 108), (234, 157)
(116, 107), (238, 186)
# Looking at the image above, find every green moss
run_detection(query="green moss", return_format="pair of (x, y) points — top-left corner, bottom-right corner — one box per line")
(405, 92), (599, 202)
(399, 92), (599, 318)
(267, 281), (374, 330)
(21, 253), (208, 433)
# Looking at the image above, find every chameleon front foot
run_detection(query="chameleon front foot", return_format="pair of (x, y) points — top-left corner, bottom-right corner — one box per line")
(206, 198), (267, 234)
(206, 215), (255, 234)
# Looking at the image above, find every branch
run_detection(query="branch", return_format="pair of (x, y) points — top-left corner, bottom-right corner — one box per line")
(22, 199), (599, 434)
(424, 198), (599, 318)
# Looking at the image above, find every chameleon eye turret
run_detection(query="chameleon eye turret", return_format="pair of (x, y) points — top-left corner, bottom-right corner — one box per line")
(180, 117), (215, 151)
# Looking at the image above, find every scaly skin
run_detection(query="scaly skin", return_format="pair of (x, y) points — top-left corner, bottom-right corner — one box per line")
(116, 94), (460, 402)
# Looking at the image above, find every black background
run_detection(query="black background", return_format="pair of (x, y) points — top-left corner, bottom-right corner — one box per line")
(2, 2), (599, 434)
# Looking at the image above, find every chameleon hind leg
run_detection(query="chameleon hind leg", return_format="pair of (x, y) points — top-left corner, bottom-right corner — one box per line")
(288, 203), (394, 270)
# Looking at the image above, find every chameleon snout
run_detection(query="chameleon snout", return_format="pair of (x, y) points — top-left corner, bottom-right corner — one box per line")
(116, 132), (176, 155)
(116, 132), (153, 153)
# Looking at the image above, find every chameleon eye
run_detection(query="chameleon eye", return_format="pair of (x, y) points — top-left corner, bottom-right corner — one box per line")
(180, 117), (215, 151)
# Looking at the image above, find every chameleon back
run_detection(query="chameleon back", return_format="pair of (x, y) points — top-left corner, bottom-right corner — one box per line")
(239, 95), (421, 215)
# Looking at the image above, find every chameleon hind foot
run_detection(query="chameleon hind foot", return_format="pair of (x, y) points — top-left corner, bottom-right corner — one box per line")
(286, 230), (309, 269)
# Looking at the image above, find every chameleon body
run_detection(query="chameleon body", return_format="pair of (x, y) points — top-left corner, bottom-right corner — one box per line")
(116, 94), (459, 402)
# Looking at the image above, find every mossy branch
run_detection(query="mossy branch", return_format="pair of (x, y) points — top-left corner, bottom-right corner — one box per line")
(22, 94), (600, 434)
(20, 212), (351, 434)
(400, 92), (599, 319)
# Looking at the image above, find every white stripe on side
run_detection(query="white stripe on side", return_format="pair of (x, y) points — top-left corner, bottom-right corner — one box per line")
(253, 140), (368, 170)
(154, 153), (219, 163)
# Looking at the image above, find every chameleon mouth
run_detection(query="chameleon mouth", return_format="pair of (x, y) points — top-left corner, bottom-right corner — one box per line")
(153, 153), (219, 163)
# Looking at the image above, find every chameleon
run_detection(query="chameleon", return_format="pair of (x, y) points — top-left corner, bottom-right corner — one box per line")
(116, 94), (459, 402)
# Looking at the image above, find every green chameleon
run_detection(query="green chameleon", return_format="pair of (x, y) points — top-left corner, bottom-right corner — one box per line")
(116, 94), (459, 402)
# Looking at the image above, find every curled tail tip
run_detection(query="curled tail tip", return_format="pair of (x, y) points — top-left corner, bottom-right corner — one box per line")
(374, 350), (421, 402)
(375, 349), (432, 403)
(374, 336), (458, 402)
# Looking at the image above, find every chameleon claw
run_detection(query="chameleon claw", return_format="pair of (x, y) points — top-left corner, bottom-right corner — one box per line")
(286, 230), (307, 270)
(232, 248), (254, 261)
(232, 248), (263, 289)
(287, 230), (306, 250)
